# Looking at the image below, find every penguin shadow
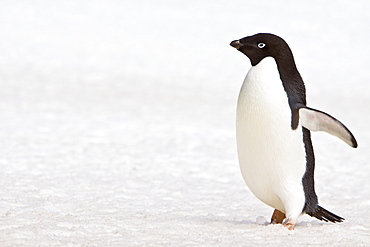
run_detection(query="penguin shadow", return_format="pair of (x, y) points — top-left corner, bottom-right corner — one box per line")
(187, 214), (255, 226)
(189, 214), (264, 227)
(295, 219), (329, 228)
(194, 214), (269, 227)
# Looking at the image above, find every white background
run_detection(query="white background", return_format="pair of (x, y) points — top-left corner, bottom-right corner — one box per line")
(0, 1), (369, 246)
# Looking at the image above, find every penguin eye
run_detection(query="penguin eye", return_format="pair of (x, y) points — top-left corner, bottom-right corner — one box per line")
(258, 43), (266, 49)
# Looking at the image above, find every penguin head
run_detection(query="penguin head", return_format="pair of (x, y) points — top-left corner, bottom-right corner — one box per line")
(230, 33), (292, 66)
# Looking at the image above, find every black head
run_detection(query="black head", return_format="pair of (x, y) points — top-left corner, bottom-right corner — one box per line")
(230, 33), (293, 66)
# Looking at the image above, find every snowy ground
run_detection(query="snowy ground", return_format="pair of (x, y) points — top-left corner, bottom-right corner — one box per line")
(0, 1), (369, 246)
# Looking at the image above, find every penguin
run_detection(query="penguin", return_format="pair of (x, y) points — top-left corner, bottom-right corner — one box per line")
(230, 33), (357, 230)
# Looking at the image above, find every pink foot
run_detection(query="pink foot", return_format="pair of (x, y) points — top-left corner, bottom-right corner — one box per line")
(283, 219), (295, 230)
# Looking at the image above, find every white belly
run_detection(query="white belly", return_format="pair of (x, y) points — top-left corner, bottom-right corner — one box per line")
(236, 57), (306, 213)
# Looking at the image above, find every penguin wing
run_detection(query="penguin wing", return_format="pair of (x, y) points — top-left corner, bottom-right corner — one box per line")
(298, 106), (358, 148)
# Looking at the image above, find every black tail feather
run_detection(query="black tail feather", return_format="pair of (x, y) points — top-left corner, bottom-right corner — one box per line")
(306, 206), (344, 223)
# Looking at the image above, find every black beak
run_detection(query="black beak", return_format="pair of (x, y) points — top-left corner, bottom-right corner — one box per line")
(230, 40), (243, 49)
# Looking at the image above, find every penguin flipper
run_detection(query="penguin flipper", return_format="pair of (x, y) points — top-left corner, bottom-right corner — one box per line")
(298, 106), (358, 148)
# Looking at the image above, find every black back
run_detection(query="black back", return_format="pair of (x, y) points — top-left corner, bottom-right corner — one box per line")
(231, 33), (319, 213)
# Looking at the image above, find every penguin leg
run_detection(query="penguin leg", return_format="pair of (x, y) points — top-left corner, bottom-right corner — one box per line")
(282, 204), (303, 230)
(279, 187), (305, 230)
(270, 209), (286, 224)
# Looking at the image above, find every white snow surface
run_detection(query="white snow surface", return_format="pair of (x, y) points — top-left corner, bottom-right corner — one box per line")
(0, 1), (369, 246)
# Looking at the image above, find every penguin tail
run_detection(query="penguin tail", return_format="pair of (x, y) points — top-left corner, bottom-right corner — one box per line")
(306, 206), (344, 223)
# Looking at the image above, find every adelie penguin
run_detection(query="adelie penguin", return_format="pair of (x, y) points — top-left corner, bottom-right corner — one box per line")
(230, 33), (357, 230)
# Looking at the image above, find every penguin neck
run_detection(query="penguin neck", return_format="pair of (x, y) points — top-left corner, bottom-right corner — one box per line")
(274, 50), (300, 82)
(274, 51), (306, 105)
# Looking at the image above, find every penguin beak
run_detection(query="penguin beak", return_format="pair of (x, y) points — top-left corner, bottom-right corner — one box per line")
(230, 40), (243, 49)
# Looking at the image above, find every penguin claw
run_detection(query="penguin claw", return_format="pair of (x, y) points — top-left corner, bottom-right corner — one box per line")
(283, 219), (295, 230)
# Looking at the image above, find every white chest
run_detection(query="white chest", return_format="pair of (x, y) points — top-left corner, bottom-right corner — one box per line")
(236, 57), (306, 211)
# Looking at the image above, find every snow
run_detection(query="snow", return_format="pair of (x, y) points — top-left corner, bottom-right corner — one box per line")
(0, 0), (369, 246)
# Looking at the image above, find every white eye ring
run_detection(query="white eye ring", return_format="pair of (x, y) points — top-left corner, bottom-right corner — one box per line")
(258, 43), (266, 49)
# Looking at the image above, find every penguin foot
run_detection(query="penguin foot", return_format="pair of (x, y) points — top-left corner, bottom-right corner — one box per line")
(283, 219), (295, 230)
(270, 209), (286, 224)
